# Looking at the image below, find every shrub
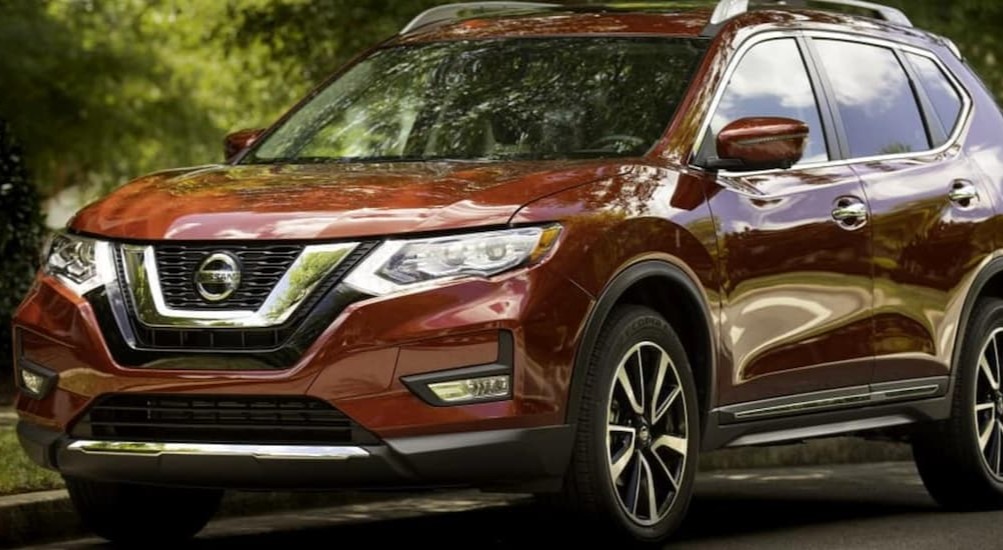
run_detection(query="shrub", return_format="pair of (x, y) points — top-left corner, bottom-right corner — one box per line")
(0, 120), (44, 388)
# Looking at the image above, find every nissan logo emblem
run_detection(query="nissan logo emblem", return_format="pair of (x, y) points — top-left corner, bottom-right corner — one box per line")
(194, 252), (241, 302)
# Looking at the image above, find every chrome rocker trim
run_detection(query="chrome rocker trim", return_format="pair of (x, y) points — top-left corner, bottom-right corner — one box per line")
(117, 242), (360, 329)
(66, 440), (370, 460)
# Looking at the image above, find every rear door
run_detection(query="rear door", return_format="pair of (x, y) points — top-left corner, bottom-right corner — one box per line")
(808, 35), (995, 386)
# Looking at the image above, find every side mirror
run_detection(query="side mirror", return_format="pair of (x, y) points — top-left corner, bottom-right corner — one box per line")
(709, 117), (808, 172)
(224, 128), (265, 161)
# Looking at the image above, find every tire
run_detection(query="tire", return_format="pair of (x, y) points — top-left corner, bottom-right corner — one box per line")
(561, 305), (700, 544)
(65, 477), (223, 543)
(913, 297), (1003, 510)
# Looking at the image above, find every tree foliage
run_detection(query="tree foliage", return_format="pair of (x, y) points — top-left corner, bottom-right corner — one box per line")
(1, 0), (997, 200)
(0, 121), (43, 377)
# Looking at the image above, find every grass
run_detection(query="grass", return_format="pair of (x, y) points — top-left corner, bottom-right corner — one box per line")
(0, 426), (63, 496)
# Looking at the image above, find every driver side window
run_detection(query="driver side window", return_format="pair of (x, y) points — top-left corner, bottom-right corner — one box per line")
(706, 38), (829, 165)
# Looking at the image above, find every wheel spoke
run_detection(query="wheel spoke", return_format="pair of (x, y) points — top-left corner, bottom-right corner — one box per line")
(638, 454), (658, 519)
(994, 335), (1003, 393)
(990, 421), (998, 477)
(981, 355), (999, 391)
(980, 414), (995, 452)
(977, 402), (996, 413)
(653, 386), (681, 426)
(652, 434), (687, 458)
(650, 351), (668, 423)
(617, 363), (644, 415)
(608, 425), (636, 482)
(634, 348), (646, 413)
(650, 448), (680, 491)
(627, 453), (642, 514)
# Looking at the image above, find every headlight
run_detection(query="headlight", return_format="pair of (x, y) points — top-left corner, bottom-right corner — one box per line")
(345, 225), (561, 296)
(43, 232), (114, 295)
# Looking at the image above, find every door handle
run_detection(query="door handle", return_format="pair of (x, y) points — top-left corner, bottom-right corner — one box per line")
(832, 197), (868, 230)
(949, 180), (979, 206)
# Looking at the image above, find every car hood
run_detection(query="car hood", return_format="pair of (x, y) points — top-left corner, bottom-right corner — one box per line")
(71, 160), (621, 241)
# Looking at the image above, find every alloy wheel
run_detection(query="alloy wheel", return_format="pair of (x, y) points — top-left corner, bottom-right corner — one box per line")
(606, 341), (688, 526)
(975, 328), (1003, 478)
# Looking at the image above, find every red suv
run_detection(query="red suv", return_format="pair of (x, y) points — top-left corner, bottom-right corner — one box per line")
(14, 0), (1003, 544)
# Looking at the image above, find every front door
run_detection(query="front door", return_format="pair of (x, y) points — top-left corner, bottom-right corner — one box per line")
(697, 36), (875, 406)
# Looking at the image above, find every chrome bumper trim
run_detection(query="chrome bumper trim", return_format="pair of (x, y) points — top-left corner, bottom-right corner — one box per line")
(66, 440), (370, 460)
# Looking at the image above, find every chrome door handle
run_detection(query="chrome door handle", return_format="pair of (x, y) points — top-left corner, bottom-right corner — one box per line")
(949, 180), (979, 206)
(832, 197), (868, 230)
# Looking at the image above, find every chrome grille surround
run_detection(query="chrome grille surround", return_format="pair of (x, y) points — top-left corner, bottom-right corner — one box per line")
(116, 242), (360, 329)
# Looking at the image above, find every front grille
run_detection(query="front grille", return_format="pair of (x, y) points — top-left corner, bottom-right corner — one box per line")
(70, 394), (379, 445)
(155, 244), (303, 310)
(107, 241), (377, 355)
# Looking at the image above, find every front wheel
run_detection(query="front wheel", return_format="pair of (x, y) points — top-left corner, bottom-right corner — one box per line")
(65, 477), (222, 543)
(562, 305), (699, 543)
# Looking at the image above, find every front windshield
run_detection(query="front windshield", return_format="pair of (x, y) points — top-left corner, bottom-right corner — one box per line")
(247, 37), (707, 164)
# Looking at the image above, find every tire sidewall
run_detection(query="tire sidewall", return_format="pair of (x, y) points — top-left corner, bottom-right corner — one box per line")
(587, 307), (700, 542)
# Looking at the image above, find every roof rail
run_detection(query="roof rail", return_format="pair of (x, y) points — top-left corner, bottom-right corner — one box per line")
(401, 2), (560, 35)
(708, 0), (912, 28)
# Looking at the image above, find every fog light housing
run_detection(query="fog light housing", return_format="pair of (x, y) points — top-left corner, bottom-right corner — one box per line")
(428, 375), (511, 403)
(16, 359), (58, 400)
(401, 331), (515, 407)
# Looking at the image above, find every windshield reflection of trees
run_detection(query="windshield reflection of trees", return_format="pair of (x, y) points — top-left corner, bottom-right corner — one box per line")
(250, 38), (705, 163)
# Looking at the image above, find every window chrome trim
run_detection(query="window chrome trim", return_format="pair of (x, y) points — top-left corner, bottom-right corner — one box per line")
(690, 29), (974, 176)
(117, 242), (360, 329)
(66, 440), (370, 460)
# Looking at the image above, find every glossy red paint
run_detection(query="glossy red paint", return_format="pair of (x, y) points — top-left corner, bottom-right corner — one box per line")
(716, 117), (809, 170)
(69, 161), (621, 241)
(14, 4), (1003, 481)
(397, 11), (714, 43)
(15, 262), (591, 439)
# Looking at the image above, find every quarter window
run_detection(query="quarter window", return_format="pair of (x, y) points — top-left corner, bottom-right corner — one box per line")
(813, 40), (930, 158)
(907, 52), (964, 143)
(707, 38), (829, 164)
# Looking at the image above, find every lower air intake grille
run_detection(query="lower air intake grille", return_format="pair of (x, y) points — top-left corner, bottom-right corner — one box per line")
(70, 394), (379, 445)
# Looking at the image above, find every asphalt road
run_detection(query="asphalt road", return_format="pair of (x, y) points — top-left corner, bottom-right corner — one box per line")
(22, 462), (1003, 549)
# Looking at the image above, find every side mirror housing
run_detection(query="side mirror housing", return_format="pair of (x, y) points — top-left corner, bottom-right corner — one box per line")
(224, 128), (265, 161)
(708, 117), (809, 172)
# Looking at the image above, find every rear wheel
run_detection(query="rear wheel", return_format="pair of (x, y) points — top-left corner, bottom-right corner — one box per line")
(562, 305), (699, 543)
(65, 477), (222, 543)
(913, 297), (1003, 510)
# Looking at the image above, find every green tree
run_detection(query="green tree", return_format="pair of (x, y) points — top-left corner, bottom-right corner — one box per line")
(0, 120), (44, 392)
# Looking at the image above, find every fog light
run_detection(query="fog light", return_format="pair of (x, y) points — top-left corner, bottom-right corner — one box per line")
(20, 369), (46, 395)
(427, 375), (511, 403)
(17, 359), (58, 400)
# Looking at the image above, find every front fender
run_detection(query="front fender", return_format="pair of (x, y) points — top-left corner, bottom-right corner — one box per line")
(511, 167), (722, 428)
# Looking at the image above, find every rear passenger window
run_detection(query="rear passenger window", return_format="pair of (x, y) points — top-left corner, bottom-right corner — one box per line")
(814, 40), (930, 158)
(907, 52), (964, 142)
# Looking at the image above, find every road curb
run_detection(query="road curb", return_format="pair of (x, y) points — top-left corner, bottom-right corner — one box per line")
(0, 490), (77, 548)
(0, 488), (404, 548)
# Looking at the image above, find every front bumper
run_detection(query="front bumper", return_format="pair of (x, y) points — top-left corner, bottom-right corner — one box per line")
(18, 420), (573, 490)
(13, 255), (593, 490)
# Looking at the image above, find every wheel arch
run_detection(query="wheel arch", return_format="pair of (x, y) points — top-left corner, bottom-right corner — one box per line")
(565, 259), (717, 437)
(955, 256), (1003, 375)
